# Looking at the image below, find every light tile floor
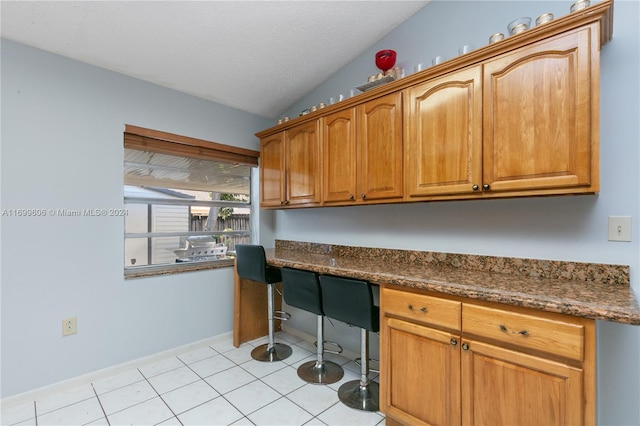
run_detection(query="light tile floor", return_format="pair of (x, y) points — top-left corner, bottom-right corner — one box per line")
(1, 332), (386, 426)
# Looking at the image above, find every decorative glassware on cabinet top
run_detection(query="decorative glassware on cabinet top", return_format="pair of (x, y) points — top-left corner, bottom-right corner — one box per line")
(570, 0), (590, 12)
(508, 17), (532, 35)
(536, 13), (554, 25)
(375, 49), (397, 74)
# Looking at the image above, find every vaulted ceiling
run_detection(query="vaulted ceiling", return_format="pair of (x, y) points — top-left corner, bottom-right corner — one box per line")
(1, 1), (430, 118)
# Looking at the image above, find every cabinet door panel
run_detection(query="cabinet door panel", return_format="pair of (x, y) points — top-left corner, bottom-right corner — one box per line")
(405, 67), (483, 198)
(260, 133), (285, 207)
(462, 339), (583, 426)
(483, 28), (594, 193)
(286, 121), (322, 205)
(323, 109), (357, 203)
(384, 318), (460, 426)
(357, 92), (403, 201)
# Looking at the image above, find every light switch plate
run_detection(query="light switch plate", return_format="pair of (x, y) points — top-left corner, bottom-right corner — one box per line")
(608, 216), (632, 242)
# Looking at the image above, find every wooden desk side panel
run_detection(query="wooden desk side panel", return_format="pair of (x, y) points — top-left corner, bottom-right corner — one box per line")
(233, 262), (283, 347)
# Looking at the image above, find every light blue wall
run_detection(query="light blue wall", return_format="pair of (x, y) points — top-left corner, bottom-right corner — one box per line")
(0, 38), (271, 398)
(2, 2), (639, 423)
(276, 1), (640, 424)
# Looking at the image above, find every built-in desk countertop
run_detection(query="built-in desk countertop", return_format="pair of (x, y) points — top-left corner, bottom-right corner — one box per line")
(265, 241), (640, 326)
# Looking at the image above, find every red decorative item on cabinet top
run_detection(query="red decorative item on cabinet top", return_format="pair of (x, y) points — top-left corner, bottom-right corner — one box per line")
(375, 50), (397, 74)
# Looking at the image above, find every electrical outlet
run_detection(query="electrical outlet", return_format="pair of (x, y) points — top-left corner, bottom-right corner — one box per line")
(608, 216), (632, 242)
(62, 317), (77, 336)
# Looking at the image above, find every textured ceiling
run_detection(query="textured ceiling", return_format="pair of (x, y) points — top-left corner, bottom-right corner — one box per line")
(1, 1), (429, 119)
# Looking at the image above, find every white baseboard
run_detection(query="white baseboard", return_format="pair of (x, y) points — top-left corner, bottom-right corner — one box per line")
(0, 332), (233, 411)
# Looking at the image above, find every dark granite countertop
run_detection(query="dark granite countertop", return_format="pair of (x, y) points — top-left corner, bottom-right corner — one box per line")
(266, 241), (640, 326)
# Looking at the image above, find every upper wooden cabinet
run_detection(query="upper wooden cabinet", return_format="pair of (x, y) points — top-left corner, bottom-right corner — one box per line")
(323, 92), (403, 205)
(404, 66), (483, 199)
(482, 26), (597, 196)
(406, 26), (598, 202)
(259, 120), (322, 208)
(256, 0), (612, 209)
(323, 107), (357, 203)
(358, 92), (404, 203)
(259, 132), (285, 208)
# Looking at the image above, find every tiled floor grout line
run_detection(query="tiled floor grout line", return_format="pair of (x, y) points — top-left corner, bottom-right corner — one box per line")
(209, 353), (280, 425)
(233, 342), (355, 425)
(179, 353), (247, 423)
(256, 376), (315, 420)
(178, 349), (268, 425)
(205, 341), (334, 424)
(31, 392), (97, 419)
(95, 392), (157, 422)
(90, 382), (111, 426)
(138, 365), (184, 426)
(89, 365), (169, 424)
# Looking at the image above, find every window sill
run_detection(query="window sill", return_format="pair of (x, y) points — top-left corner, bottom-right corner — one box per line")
(124, 258), (235, 279)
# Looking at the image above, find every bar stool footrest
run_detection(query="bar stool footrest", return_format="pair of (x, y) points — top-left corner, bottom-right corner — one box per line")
(273, 310), (291, 321)
(317, 340), (343, 355)
(355, 357), (380, 374)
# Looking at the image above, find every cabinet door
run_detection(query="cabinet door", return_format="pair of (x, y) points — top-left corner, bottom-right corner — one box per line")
(405, 67), (483, 198)
(381, 317), (461, 426)
(323, 108), (357, 204)
(286, 121), (322, 206)
(357, 92), (404, 202)
(483, 27), (596, 194)
(461, 339), (584, 426)
(260, 132), (285, 207)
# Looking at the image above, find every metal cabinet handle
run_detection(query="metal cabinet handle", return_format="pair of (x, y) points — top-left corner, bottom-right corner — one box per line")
(462, 342), (470, 351)
(483, 184), (490, 190)
(450, 338), (458, 346)
(408, 304), (427, 313)
(361, 193), (366, 199)
(500, 324), (529, 336)
(350, 194), (355, 200)
(472, 184), (479, 191)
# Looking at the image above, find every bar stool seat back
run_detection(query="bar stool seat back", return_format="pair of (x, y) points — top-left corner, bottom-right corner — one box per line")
(235, 244), (292, 362)
(320, 276), (379, 333)
(281, 267), (344, 384)
(235, 245), (282, 284)
(319, 275), (380, 412)
(281, 268), (323, 316)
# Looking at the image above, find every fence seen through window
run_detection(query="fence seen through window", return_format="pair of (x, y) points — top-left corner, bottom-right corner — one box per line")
(124, 186), (250, 271)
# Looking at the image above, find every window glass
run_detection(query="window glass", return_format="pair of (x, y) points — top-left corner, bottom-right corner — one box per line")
(124, 186), (250, 270)
(123, 125), (258, 277)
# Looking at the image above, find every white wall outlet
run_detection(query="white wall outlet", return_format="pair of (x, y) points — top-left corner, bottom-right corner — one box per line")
(608, 216), (632, 242)
(62, 317), (77, 336)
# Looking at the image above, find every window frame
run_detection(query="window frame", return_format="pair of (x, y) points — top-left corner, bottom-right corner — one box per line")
(123, 125), (259, 279)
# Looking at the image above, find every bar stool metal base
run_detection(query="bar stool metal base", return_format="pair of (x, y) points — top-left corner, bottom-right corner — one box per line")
(338, 380), (379, 412)
(251, 342), (292, 362)
(297, 360), (344, 384)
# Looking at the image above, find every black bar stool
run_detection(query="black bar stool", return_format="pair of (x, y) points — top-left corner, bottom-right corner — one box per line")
(319, 275), (380, 412)
(235, 244), (292, 362)
(281, 267), (344, 384)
